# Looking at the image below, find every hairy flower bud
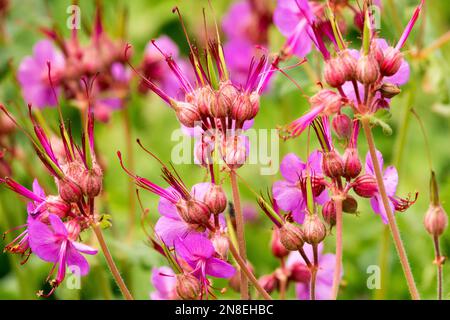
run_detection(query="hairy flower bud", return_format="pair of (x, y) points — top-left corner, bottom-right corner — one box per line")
(211, 232), (229, 259)
(221, 135), (247, 169)
(279, 223), (304, 251)
(214, 81), (237, 118)
(63, 161), (85, 186)
(380, 47), (403, 77)
(174, 101), (201, 127)
(310, 89), (343, 115)
(322, 150), (344, 179)
(324, 58), (346, 87)
(302, 214), (327, 244)
(289, 263), (311, 283)
(343, 148), (362, 179)
(342, 195), (358, 213)
(204, 184), (227, 215)
(424, 205), (448, 237)
(322, 200), (336, 227)
(356, 54), (380, 84)
(332, 113), (352, 140)
(176, 274), (201, 300)
(192, 87), (213, 117)
(258, 274), (278, 294)
(271, 228), (290, 258)
(177, 199), (211, 227)
(58, 178), (82, 203)
(379, 83), (401, 99)
(339, 50), (357, 81)
(80, 163), (103, 198)
(353, 174), (378, 198)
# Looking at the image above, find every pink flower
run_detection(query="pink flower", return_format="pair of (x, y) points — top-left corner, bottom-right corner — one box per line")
(174, 233), (235, 288)
(273, 0), (314, 57)
(273, 151), (328, 223)
(17, 40), (65, 108)
(287, 243), (338, 300)
(150, 266), (177, 300)
(27, 214), (97, 289)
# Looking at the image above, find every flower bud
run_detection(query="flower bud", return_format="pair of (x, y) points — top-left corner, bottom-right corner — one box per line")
(58, 178), (82, 203)
(177, 199), (211, 227)
(300, 175), (325, 197)
(289, 263), (311, 283)
(424, 205), (448, 237)
(322, 150), (344, 179)
(0, 113), (15, 135)
(204, 184), (227, 215)
(214, 81), (237, 118)
(248, 92), (260, 120)
(258, 274), (278, 294)
(322, 200), (336, 227)
(271, 228), (290, 258)
(221, 135), (247, 170)
(353, 174), (378, 198)
(379, 83), (401, 99)
(192, 87), (213, 117)
(194, 141), (214, 167)
(380, 47), (403, 77)
(211, 233), (229, 259)
(343, 148), (362, 179)
(310, 89), (343, 115)
(63, 161), (85, 186)
(332, 114), (352, 140)
(371, 41), (384, 65)
(339, 50), (357, 81)
(174, 101), (201, 128)
(176, 274), (201, 300)
(302, 214), (327, 245)
(324, 58), (346, 88)
(80, 164), (103, 198)
(356, 54), (380, 84)
(279, 223), (304, 251)
(342, 195), (358, 213)
(45, 195), (71, 218)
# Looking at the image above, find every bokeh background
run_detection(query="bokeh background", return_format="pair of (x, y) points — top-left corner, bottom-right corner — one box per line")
(0, 0), (449, 300)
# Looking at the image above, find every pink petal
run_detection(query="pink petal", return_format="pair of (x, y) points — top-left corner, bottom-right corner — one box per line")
(272, 180), (303, 212)
(383, 166), (399, 196)
(205, 257), (236, 279)
(27, 219), (60, 262)
(191, 182), (211, 202)
(365, 150), (384, 176)
(72, 241), (98, 255)
(48, 214), (68, 237)
(154, 216), (192, 247)
(66, 243), (90, 276)
(280, 153), (306, 182)
(174, 233), (215, 262)
(151, 266), (176, 299)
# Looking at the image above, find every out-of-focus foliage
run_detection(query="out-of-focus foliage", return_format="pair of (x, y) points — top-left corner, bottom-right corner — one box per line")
(0, 0), (449, 300)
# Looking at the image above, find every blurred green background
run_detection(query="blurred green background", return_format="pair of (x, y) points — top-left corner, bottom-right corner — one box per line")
(0, 0), (449, 300)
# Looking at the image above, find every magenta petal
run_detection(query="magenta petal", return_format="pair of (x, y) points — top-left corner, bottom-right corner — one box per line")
(384, 60), (410, 85)
(66, 243), (90, 276)
(272, 180), (302, 212)
(274, 7), (301, 36)
(27, 219), (60, 262)
(205, 257), (236, 279)
(146, 35), (179, 60)
(365, 150), (384, 176)
(292, 203), (307, 224)
(295, 282), (309, 300)
(383, 166), (399, 196)
(222, 1), (252, 39)
(155, 216), (192, 247)
(280, 153), (306, 182)
(72, 241), (98, 255)
(314, 189), (329, 205)
(174, 234), (215, 262)
(48, 214), (68, 237)
(158, 188), (180, 219)
(370, 195), (391, 224)
(191, 182), (211, 202)
(307, 150), (323, 174)
(151, 266), (176, 300)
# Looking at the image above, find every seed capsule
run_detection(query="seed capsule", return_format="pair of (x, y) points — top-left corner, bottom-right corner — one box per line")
(353, 174), (378, 198)
(176, 274), (201, 300)
(204, 184), (227, 215)
(332, 114), (352, 140)
(343, 148), (362, 179)
(380, 47), (403, 77)
(279, 223), (304, 251)
(356, 54), (380, 84)
(424, 205), (448, 237)
(322, 200), (336, 227)
(302, 214), (327, 245)
(322, 150), (345, 179)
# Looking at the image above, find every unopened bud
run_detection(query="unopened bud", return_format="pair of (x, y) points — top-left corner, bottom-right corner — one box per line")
(176, 274), (201, 300)
(424, 205), (448, 237)
(63, 161), (85, 186)
(322, 200), (336, 226)
(80, 163), (103, 198)
(343, 148), (362, 179)
(279, 223), (304, 251)
(192, 87), (213, 117)
(214, 81), (237, 118)
(379, 83), (401, 99)
(174, 101), (201, 128)
(324, 58), (346, 87)
(177, 199), (211, 227)
(302, 214), (327, 244)
(356, 54), (380, 84)
(271, 228), (290, 258)
(322, 150), (344, 179)
(58, 178), (82, 203)
(0, 113), (15, 135)
(204, 184), (227, 215)
(339, 50), (357, 81)
(258, 274), (278, 294)
(332, 114), (352, 140)
(380, 47), (403, 77)
(289, 262), (311, 283)
(353, 174), (378, 198)
(342, 195), (358, 213)
(221, 135), (247, 170)
(195, 141), (214, 167)
(211, 233), (229, 259)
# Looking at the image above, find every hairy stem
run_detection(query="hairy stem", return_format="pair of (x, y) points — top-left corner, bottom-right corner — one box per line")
(92, 224), (134, 300)
(310, 244), (319, 300)
(361, 117), (420, 300)
(331, 197), (343, 299)
(228, 241), (272, 300)
(123, 108), (137, 240)
(433, 235), (444, 300)
(230, 170), (249, 299)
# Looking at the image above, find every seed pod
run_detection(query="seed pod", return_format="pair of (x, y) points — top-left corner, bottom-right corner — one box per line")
(204, 184), (227, 215)
(279, 223), (304, 251)
(356, 54), (380, 84)
(193, 86), (214, 117)
(271, 228), (290, 258)
(339, 50), (357, 81)
(342, 195), (358, 214)
(177, 199), (211, 227)
(343, 148), (362, 179)
(176, 274), (201, 300)
(58, 178), (83, 203)
(332, 114), (352, 140)
(380, 46), (403, 77)
(353, 174), (378, 198)
(174, 101), (201, 128)
(322, 200), (336, 226)
(324, 58), (346, 87)
(302, 214), (327, 245)
(221, 135), (247, 170)
(424, 205), (448, 237)
(379, 83), (401, 99)
(80, 163), (103, 198)
(322, 150), (345, 179)
(214, 81), (238, 118)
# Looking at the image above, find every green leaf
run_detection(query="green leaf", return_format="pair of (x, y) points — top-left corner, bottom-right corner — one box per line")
(368, 109), (393, 135)
(98, 214), (113, 229)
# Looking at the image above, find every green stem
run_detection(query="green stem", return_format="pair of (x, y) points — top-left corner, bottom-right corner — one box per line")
(331, 197), (343, 299)
(362, 117), (420, 300)
(433, 235), (444, 300)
